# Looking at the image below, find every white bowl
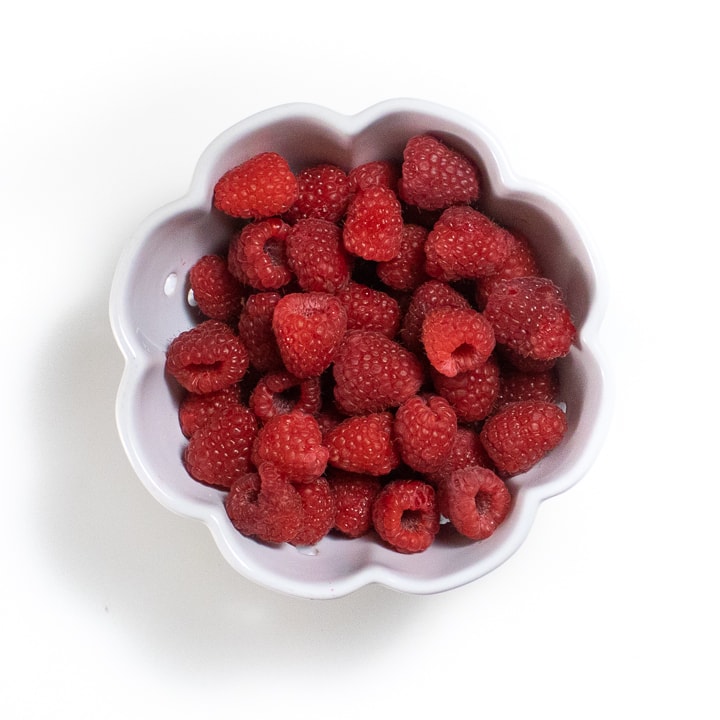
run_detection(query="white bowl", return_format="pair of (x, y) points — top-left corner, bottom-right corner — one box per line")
(109, 99), (611, 599)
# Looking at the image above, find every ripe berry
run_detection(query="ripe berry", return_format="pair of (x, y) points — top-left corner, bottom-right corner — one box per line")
(236, 292), (284, 372)
(285, 163), (351, 223)
(227, 218), (292, 290)
(496, 366), (559, 408)
(431, 356), (500, 423)
(178, 385), (241, 438)
(249, 370), (322, 423)
(329, 471), (381, 538)
(426, 427), (492, 485)
(213, 152), (298, 219)
(347, 160), (399, 193)
(376, 224), (429, 292)
(343, 186), (404, 261)
(188, 254), (245, 322)
(336, 281), (401, 338)
(372, 479), (440, 553)
(290, 476), (336, 546)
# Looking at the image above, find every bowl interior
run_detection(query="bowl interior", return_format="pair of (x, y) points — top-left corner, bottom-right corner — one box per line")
(111, 101), (608, 598)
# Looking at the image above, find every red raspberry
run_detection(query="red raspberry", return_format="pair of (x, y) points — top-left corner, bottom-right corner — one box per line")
(398, 134), (480, 211)
(290, 476), (336, 546)
(347, 160), (399, 193)
(480, 400), (568, 475)
(498, 345), (558, 373)
(425, 205), (511, 281)
(376, 224), (429, 292)
(227, 217), (292, 290)
(475, 229), (541, 308)
(426, 427), (492, 484)
(249, 370), (322, 423)
(251, 410), (329, 482)
(496, 366), (559, 408)
(400, 280), (471, 354)
(272, 292), (347, 378)
(421, 306), (495, 377)
(343, 186), (403, 261)
(336, 281), (401, 338)
(236, 292), (284, 372)
(328, 471), (381, 538)
(225, 464), (303, 544)
(332, 330), (424, 415)
(431, 356), (500, 423)
(484, 276), (576, 362)
(285, 218), (352, 293)
(438, 466), (511, 541)
(285, 163), (351, 223)
(166, 319), (249, 394)
(213, 152), (298, 219)
(394, 394), (457, 474)
(372, 479), (440, 553)
(178, 385), (241, 438)
(325, 412), (400, 476)
(188, 254), (245, 322)
(183, 404), (258, 488)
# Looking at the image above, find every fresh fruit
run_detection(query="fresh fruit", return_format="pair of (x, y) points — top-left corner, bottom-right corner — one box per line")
(178, 385), (242, 438)
(188, 254), (245, 322)
(289, 476), (336, 546)
(329, 471), (381, 538)
(336, 281), (401, 338)
(376, 223), (429, 291)
(342, 186), (404, 261)
(431, 356), (500, 423)
(248, 370), (322, 423)
(236, 292), (284, 372)
(285, 163), (351, 223)
(325, 412), (399, 476)
(227, 217), (292, 290)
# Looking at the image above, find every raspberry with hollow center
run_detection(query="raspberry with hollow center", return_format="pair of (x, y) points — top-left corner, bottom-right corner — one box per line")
(227, 217), (292, 290)
(248, 370), (322, 423)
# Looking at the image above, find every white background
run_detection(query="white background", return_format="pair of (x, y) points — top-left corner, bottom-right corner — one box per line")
(3, 1), (718, 717)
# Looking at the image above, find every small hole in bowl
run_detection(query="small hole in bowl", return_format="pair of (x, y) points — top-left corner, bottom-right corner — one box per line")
(187, 288), (198, 307)
(163, 272), (178, 296)
(296, 545), (319, 557)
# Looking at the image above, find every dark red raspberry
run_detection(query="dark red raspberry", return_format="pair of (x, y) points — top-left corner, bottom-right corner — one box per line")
(285, 218), (352, 293)
(421, 306), (495, 377)
(325, 412), (400, 476)
(336, 281), (401, 338)
(425, 205), (511, 281)
(249, 370), (322, 423)
(372, 479), (440, 554)
(498, 346), (559, 373)
(496, 366), (559, 408)
(213, 152), (298, 219)
(227, 217), (292, 290)
(426, 427), (493, 484)
(183, 404), (258, 488)
(438, 466), (511, 541)
(188, 254), (245, 322)
(251, 410), (329, 482)
(285, 163), (351, 223)
(332, 330), (424, 415)
(166, 319), (249, 394)
(400, 280), (470, 354)
(178, 385), (241, 438)
(431, 355), (500, 423)
(347, 160), (399, 193)
(398, 134), (480, 211)
(376, 224), (429, 292)
(328, 471), (381, 538)
(236, 292), (284, 372)
(289, 476), (336, 546)
(480, 400), (568, 475)
(394, 394), (457, 474)
(272, 292), (347, 378)
(225, 464), (303, 544)
(484, 276), (576, 362)
(343, 186), (403, 261)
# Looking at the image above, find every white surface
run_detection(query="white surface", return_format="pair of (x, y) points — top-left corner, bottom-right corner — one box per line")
(3, 0), (717, 717)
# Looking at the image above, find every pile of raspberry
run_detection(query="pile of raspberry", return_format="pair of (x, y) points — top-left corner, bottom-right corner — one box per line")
(165, 134), (576, 554)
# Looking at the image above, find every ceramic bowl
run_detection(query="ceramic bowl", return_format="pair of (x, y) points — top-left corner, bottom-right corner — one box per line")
(109, 99), (610, 599)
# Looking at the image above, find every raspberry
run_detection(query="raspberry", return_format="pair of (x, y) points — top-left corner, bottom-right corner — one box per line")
(285, 218), (352, 293)
(372, 479), (440, 553)
(498, 346), (558, 373)
(236, 292), (284, 372)
(343, 186), (403, 261)
(336, 281), (401, 338)
(332, 330), (424, 415)
(188, 254), (245, 322)
(347, 160), (399, 193)
(484, 276), (576, 362)
(178, 385), (241, 438)
(166, 319), (249, 394)
(496, 366), (559, 408)
(480, 400), (568, 475)
(325, 412), (400, 476)
(376, 224), (429, 292)
(426, 427), (492, 484)
(438, 466), (511, 541)
(285, 163), (351, 223)
(425, 205), (511, 281)
(183, 404), (258, 488)
(251, 410), (329, 481)
(421, 306), (495, 377)
(398, 134), (480, 211)
(213, 152), (298, 219)
(248, 370), (322, 423)
(394, 394), (457, 474)
(227, 217), (292, 290)
(225, 464), (303, 544)
(272, 292), (347, 378)
(431, 356), (500, 423)
(328, 471), (381, 538)
(400, 280), (471, 354)
(290, 476), (336, 546)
